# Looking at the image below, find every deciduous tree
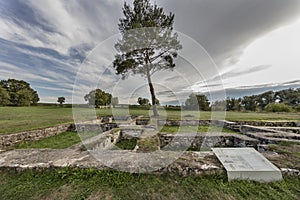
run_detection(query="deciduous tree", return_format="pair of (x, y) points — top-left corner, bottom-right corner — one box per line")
(84, 89), (112, 108)
(137, 97), (150, 105)
(185, 93), (210, 111)
(0, 79), (39, 106)
(57, 97), (66, 105)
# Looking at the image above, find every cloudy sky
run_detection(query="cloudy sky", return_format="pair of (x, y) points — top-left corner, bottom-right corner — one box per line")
(0, 0), (300, 104)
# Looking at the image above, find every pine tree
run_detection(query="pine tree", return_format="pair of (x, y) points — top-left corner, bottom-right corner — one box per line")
(113, 0), (182, 116)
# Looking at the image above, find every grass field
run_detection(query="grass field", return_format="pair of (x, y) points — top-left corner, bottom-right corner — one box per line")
(0, 168), (299, 200)
(0, 106), (73, 134)
(0, 106), (299, 134)
(15, 131), (81, 149)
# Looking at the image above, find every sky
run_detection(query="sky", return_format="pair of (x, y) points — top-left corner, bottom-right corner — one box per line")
(0, 0), (299, 104)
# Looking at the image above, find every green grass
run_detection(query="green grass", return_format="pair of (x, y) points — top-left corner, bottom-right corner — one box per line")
(0, 168), (299, 200)
(115, 139), (137, 150)
(0, 106), (74, 135)
(160, 125), (239, 133)
(15, 131), (100, 149)
(1, 106), (299, 135)
(137, 136), (160, 152)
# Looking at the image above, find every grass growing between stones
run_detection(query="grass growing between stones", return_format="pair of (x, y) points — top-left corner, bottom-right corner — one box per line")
(115, 139), (137, 150)
(159, 125), (239, 133)
(15, 131), (100, 149)
(0, 167), (299, 200)
(137, 135), (160, 152)
(268, 141), (300, 169)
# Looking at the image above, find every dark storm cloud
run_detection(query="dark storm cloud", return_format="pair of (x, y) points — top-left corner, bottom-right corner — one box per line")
(160, 0), (300, 66)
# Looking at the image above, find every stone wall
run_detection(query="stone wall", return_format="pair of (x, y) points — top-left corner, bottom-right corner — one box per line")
(75, 123), (118, 132)
(0, 124), (74, 150)
(136, 118), (150, 125)
(157, 119), (299, 128)
(84, 129), (121, 151)
(159, 133), (259, 150)
(231, 121), (300, 127)
(157, 120), (211, 126)
(0, 122), (120, 151)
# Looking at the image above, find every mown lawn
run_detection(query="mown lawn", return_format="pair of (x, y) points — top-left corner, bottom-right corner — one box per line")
(0, 106), (74, 134)
(1, 106), (299, 135)
(0, 168), (299, 200)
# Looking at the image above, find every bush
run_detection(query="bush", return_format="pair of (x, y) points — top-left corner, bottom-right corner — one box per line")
(295, 105), (300, 112)
(265, 103), (294, 112)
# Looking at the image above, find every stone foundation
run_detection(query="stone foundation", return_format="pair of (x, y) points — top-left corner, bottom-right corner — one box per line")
(159, 133), (259, 150)
(0, 124), (74, 150)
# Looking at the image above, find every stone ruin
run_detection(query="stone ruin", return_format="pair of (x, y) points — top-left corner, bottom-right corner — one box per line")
(0, 115), (299, 178)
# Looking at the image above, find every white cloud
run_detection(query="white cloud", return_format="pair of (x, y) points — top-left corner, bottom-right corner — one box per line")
(220, 18), (300, 89)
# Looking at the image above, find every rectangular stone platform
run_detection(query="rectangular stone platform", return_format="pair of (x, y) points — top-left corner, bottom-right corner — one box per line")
(212, 148), (282, 182)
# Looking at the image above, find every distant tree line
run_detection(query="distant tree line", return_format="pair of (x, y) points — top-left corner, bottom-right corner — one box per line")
(212, 88), (300, 112)
(183, 88), (300, 112)
(83, 88), (299, 112)
(0, 79), (39, 106)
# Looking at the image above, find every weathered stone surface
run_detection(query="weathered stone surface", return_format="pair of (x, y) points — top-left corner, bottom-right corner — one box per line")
(280, 168), (300, 176)
(240, 125), (300, 144)
(231, 121), (299, 127)
(136, 118), (150, 125)
(159, 133), (259, 150)
(157, 120), (211, 126)
(0, 148), (223, 176)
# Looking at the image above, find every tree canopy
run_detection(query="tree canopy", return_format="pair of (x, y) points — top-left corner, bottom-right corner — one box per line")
(84, 89), (112, 108)
(113, 0), (182, 116)
(185, 93), (211, 111)
(57, 97), (66, 105)
(212, 88), (300, 112)
(137, 97), (150, 105)
(0, 79), (39, 106)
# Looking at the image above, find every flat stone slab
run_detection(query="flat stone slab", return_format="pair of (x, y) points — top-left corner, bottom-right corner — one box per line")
(0, 148), (222, 175)
(212, 148), (283, 182)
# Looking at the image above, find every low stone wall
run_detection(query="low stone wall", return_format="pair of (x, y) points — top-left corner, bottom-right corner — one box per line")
(232, 121), (300, 127)
(240, 125), (279, 134)
(157, 120), (211, 126)
(75, 123), (118, 132)
(0, 123), (118, 151)
(0, 124), (74, 150)
(157, 119), (299, 128)
(83, 129), (121, 151)
(268, 127), (300, 134)
(136, 118), (150, 125)
(121, 129), (143, 139)
(159, 133), (259, 150)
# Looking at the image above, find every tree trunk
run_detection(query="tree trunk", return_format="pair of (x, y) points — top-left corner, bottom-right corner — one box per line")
(146, 68), (159, 116)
